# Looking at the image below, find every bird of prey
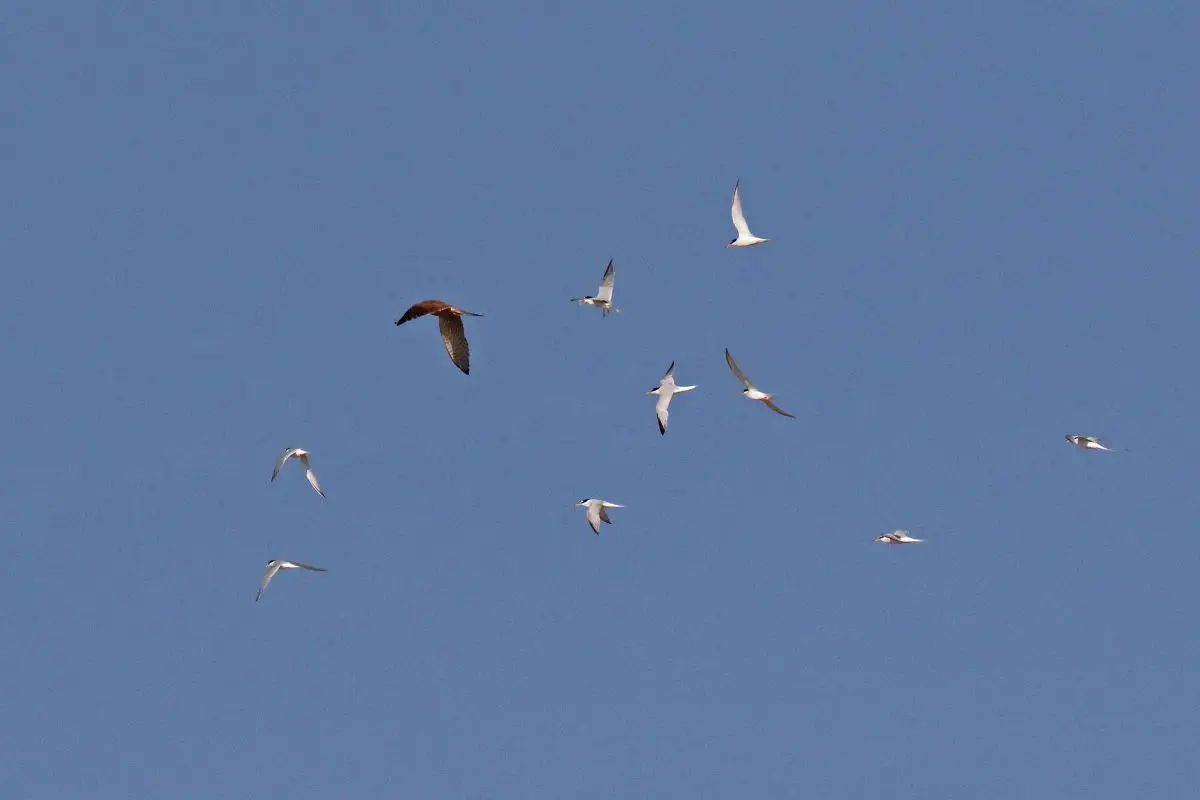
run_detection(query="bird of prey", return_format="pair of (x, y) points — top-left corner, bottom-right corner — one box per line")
(574, 499), (624, 535)
(256, 559), (327, 602)
(646, 361), (697, 435)
(724, 349), (795, 418)
(571, 260), (618, 316)
(271, 447), (325, 499)
(874, 530), (925, 544)
(1065, 434), (1120, 452)
(394, 300), (483, 375)
(727, 179), (770, 248)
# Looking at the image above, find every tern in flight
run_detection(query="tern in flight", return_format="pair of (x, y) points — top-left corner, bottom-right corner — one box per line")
(256, 559), (327, 602)
(1065, 434), (1123, 452)
(874, 530), (925, 545)
(724, 349), (795, 418)
(575, 499), (624, 535)
(727, 179), (770, 248)
(646, 361), (697, 435)
(394, 299), (483, 375)
(571, 259), (618, 316)
(271, 447), (325, 499)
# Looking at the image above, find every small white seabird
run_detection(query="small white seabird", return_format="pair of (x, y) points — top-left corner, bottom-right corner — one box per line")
(571, 259), (618, 316)
(256, 559), (327, 602)
(874, 530), (924, 544)
(727, 179), (770, 248)
(724, 349), (795, 418)
(1065, 434), (1120, 452)
(646, 361), (697, 435)
(574, 498), (624, 535)
(271, 447), (326, 498)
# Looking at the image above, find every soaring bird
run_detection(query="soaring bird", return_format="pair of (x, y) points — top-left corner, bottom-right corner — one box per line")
(727, 179), (770, 248)
(571, 260), (618, 316)
(395, 300), (483, 375)
(271, 447), (325, 499)
(724, 349), (794, 418)
(256, 559), (327, 602)
(1065, 434), (1119, 452)
(646, 361), (697, 435)
(574, 499), (624, 535)
(874, 530), (925, 544)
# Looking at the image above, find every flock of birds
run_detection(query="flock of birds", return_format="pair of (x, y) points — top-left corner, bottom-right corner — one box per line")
(254, 179), (1125, 601)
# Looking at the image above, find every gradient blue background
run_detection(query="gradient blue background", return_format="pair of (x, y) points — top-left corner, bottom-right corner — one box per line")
(3, 2), (1198, 797)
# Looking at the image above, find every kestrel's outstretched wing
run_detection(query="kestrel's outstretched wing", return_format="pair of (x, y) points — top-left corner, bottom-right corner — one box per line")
(395, 300), (452, 326)
(438, 314), (471, 375)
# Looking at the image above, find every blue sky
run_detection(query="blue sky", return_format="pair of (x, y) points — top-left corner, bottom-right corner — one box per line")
(2, 2), (1198, 797)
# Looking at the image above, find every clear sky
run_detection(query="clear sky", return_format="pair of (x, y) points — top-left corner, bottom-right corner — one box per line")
(2, 2), (1198, 797)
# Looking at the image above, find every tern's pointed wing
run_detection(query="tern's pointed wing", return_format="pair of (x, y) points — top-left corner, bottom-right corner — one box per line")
(395, 299), (449, 326)
(655, 393), (671, 435)
(724, 349), (752, 388)
(598, 506), (613, 524)
(256, 563), (281, 602)
(291, 562), (327, 572)
(662, 361), (676, 381)
(586, 505), (602, 534)
(763, 398), (796, 418)
(305, 469), (325, 498)
(731, 180), (752, 238)
(271, 449), (295, 481)
(438, 314), (472, 375)
(295, 453), (325, 498)
(596, 260), (615, 303)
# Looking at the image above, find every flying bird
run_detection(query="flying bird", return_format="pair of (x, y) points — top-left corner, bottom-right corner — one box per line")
(1065, 434), (1121, 452)
(271, 447), (325, 498)
(727, 179), (770, 248)
(724, 349), (795, 418)
(571, 260), (618, 316)
(574, 499), (624, 535)
(874, 530), (925, 544)
(256, 559), (327, 602)
(394, 299), (483, 375)
(646, 361), (697, 435)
